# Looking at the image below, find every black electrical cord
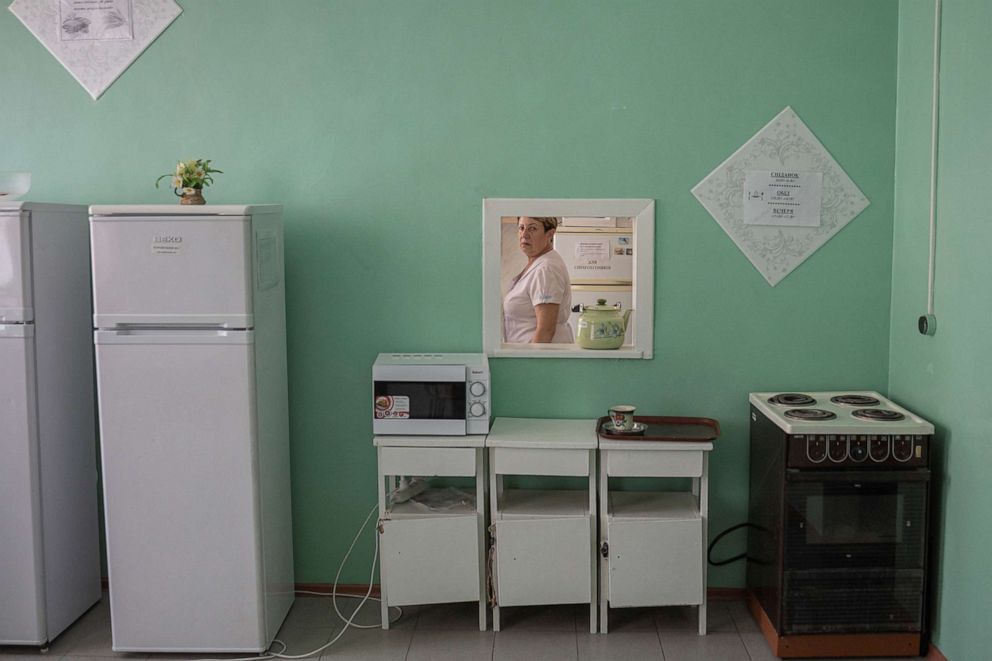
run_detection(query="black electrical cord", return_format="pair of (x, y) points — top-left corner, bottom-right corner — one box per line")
(707, 522), (761, 566)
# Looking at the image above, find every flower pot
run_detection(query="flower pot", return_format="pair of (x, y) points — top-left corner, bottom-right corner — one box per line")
(179, 187), (205, 205)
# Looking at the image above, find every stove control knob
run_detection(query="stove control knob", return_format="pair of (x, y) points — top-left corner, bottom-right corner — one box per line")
(849, 436), (868, 462)
(469, 401), (487, 418)
(869, 435), (890, 462)
(469, 381), (487, 397)
(806, 436), (827, 463)
(893, 435), (914, 462)
(828, 435), (848, 462)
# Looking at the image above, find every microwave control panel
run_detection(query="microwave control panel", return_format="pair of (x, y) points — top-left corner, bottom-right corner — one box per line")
(465, 364), (491, 434)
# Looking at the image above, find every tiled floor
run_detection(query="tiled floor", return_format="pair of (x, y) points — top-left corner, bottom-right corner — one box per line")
(0, 595), (925, 661)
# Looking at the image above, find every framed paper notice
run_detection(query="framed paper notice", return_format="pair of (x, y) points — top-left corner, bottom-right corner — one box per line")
(690, 106), (870, 286)
(59, 0), (133, 41)
(743, 170), (822, 227)
(10, 0), (182, 99)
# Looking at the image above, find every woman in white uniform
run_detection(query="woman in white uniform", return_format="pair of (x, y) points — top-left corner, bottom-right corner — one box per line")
(503, 216), (573, 343)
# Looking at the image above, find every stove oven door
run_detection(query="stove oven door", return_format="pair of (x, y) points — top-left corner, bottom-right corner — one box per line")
(781, 470), (929, 634)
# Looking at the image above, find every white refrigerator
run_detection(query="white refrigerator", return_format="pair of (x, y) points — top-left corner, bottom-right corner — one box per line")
(0, 202), (101, 646)
(89, 205), (294, 652)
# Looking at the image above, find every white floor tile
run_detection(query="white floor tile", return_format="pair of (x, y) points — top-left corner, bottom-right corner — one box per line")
(576, 631), (663, 660)
(492, 630), (577, 661)
(318, 625), (412, 661)
(271, 622), (333, 657)
(660, 630), (752, 661)
(406, 629), (495, 661)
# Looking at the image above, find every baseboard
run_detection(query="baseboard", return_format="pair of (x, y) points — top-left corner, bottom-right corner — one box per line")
(706, 586), (746, 601)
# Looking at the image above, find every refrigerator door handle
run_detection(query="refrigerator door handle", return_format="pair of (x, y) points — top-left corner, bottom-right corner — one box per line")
(94, 329), (254, 345)
(0, 323), (34, 338)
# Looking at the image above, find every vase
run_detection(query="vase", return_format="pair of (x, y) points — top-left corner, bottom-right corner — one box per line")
(179, 187), (205, 205)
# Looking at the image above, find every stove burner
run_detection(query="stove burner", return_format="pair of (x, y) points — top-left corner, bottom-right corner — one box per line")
(784, 408), (836, 421)
(768, 393), (817, 406)
(831, 394), (881, 406)
(852, 408), (905, 422)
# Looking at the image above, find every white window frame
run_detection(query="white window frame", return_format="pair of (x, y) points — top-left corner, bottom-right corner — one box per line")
(482, 198), (654, 359)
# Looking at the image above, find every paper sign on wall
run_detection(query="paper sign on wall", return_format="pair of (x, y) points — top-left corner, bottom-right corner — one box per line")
(574, 240), (610, 267)
(58, 0), (133, 41)
(690, 106), (870, 286)
(743, 170), (822, 227)
(9, 0), (182, 100)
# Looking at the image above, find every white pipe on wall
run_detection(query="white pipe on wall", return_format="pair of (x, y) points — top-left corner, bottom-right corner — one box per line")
(920, 0), (942, 336)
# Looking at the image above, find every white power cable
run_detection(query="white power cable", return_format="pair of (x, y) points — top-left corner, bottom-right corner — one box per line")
(185, 503), (398, 661)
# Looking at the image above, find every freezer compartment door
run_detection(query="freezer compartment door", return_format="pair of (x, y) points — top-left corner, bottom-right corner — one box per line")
(0, 329), (46, 644)
(95, 330), (268, 651)
(0, 211), (33, 323)
(90, 215), (253, 329)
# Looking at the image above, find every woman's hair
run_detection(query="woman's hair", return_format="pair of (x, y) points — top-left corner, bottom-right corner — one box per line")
(522, 216), (561, 232)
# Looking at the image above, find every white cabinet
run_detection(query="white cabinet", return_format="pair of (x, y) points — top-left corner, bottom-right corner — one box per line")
(599, 439), (713, 634)
(486, 418), (599, 633)
(374, 436), (487, 630)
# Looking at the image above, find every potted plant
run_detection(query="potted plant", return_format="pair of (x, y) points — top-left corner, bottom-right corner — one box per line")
(156, 159), (222, 205)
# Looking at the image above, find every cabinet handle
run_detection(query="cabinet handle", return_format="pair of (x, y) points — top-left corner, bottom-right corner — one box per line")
(600, 542), (609, 558)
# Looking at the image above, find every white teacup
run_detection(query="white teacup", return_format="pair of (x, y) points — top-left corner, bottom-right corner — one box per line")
(608, 405), (636, 431)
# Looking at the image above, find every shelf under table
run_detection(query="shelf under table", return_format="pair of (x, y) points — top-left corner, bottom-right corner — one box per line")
(608, 491), (700, 521)
(498, 488), (591, 519)
(386, 488), (479, 519)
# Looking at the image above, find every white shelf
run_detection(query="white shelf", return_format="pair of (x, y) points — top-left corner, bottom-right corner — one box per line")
(608, 491), (699, 521)
(498, 489), (591, 519)
(386, 489), (479, 519)
(386, 495), (478, 520)
(493, 345), (644, 359)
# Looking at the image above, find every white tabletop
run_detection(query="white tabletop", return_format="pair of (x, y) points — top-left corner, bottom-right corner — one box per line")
(486, 418), (599, 450)
(373, 434), (487, 448)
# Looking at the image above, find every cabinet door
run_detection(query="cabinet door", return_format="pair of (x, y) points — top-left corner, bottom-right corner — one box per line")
(380, 516), (480, 606)
(495, 517), (592, 606)
(607, 518), (702, 607)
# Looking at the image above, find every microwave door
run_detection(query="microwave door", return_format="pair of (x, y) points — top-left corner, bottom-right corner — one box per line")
(373, 366), (467, 436)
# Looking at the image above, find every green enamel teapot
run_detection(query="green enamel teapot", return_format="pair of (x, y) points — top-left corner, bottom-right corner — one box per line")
(575, 299), (632, 349)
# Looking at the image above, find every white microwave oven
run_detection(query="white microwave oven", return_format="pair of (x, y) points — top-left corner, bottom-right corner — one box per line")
(372, 353), (490, 435)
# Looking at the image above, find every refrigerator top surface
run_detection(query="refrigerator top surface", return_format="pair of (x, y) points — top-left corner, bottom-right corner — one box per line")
(0, 201), (87, 213)
(89, 204), (281, 217)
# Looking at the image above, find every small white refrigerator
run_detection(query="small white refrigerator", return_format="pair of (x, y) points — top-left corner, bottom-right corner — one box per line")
(0, 202), (101, 646)
(89, 205), (294, 652)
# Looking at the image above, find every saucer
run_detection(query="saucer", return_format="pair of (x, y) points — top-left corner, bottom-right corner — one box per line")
(604, 421), (647, 435)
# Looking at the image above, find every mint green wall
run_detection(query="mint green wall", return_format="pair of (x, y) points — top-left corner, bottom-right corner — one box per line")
(1, 1), (899, 587)
(892, 1), (992, 657)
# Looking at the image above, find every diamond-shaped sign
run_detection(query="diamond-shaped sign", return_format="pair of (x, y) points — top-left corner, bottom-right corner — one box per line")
(691, 107), (869, 286)
(9, 0), (182, 100)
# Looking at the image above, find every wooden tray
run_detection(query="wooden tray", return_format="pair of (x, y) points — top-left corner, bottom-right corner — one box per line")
(596, 415), (720, 442)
